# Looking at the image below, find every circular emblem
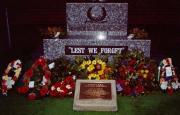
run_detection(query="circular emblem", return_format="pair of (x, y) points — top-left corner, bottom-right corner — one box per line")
(87, 6), (106, 22)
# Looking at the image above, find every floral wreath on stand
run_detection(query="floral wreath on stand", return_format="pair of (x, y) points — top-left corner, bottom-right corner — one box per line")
(17, 57), (51, 100)
(1, 59), (22, 96)
(158, 58), (179, 95)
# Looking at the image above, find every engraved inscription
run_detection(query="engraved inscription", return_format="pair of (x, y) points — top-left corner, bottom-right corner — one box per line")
(79, 83), (112, 99)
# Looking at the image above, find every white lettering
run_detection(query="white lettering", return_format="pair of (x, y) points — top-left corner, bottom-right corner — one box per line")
(101, 48), (124, 54)
(69, 47), (85, 54)
(88, 48), (97, 54)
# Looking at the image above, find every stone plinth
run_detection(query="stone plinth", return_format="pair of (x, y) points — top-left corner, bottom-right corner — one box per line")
(73, 80), (117, 111)
(43, 39), (151, 60)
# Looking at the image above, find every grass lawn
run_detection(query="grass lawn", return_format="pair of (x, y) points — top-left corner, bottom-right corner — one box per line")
(0, 91), (180, 115)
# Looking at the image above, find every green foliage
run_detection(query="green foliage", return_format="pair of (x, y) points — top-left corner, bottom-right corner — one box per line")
(48, 57), (74, 83)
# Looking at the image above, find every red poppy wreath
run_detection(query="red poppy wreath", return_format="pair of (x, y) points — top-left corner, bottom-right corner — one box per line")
(17, 57), (51, 100)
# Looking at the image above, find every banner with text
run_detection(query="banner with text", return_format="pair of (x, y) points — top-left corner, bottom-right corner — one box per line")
(65, 46), (128, 55)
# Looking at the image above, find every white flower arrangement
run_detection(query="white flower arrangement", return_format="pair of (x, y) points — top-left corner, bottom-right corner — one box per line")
(1, 59), (22, 95)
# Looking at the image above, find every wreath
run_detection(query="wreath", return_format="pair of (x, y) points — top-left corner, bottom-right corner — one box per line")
(87, 6), (106, 22)
(17, 57), (51, 100)
(1, 59), (22, 96)
(79, 58), (111, 80)
(158, 58), (179, 95)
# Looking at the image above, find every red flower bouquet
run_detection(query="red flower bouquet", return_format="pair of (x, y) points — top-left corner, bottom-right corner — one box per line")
(50, 75), (76, 98)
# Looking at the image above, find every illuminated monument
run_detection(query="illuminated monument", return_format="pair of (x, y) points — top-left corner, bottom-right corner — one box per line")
(43, 3), (151, 60)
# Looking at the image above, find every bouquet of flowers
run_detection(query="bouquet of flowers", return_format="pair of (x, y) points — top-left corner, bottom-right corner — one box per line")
(114, 49), (157, 96)
(128, 27), (148, 39)
(39, 26), (66, 39)
(49, 75), (76, 97)
(49, 57), (78, 83)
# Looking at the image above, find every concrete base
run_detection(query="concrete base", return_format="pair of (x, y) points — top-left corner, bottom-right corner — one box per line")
(73, 80), (118, 111)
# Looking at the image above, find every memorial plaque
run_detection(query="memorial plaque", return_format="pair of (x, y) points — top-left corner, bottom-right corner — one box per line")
(79, 83), (112, 99)
(73, 80), (117, 111)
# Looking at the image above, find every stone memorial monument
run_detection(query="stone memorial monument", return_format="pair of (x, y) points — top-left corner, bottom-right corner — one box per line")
(42, 2), (151, 111)
(73, 80), (117, 111)
(43, 3), (151, 60)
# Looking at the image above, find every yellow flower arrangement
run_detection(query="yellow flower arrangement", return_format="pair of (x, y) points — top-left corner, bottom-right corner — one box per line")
(79, 59), (110, 80)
